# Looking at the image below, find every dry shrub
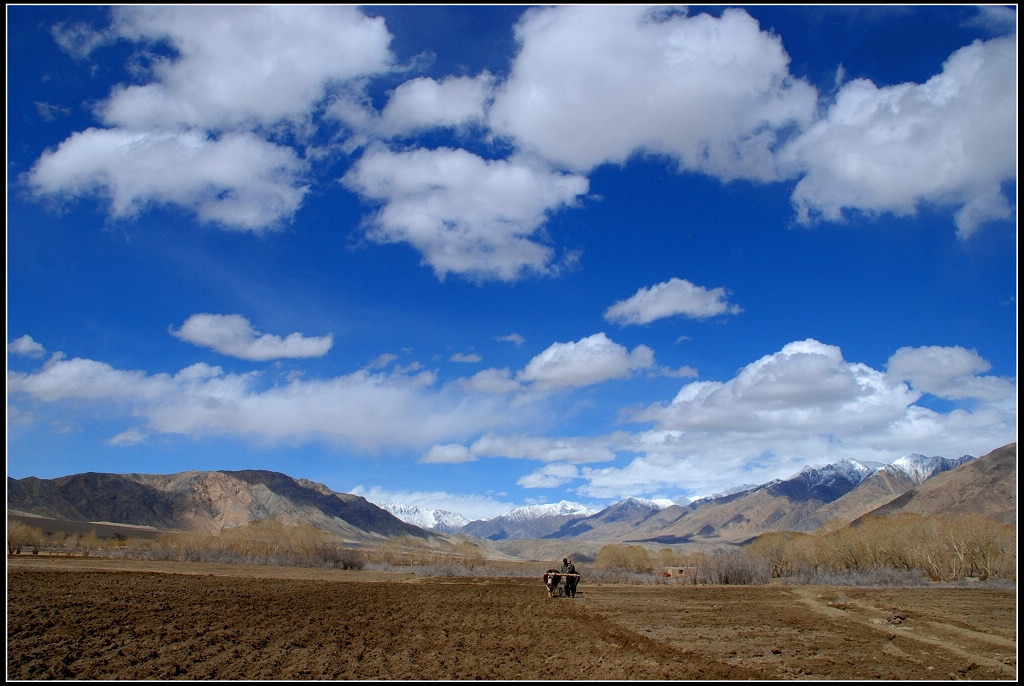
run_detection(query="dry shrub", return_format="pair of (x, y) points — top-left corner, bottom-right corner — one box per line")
(7, 520), (45, 555)
(745, 531), (809, 578)
(594, 544), (653, 573)
(745, 512), (1016, 584)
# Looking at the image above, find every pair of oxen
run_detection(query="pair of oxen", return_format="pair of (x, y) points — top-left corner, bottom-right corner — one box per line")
(542, 569), (580, 597)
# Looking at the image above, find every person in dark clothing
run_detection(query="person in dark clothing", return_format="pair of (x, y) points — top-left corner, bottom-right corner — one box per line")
(563, 559), (580, 597)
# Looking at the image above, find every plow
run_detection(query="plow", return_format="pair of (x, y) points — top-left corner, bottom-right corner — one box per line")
(542, 569), (581, 598)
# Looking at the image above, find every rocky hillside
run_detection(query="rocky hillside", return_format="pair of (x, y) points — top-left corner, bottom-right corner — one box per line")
(6, 469), (434, 542)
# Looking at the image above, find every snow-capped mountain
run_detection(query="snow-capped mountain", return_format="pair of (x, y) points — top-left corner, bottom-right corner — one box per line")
(499, 500), (598, 522)
(380, 453), (979, 539)
(619, 496), (676, 510)
(689, 483), (759, 505)
(380, 503), (470, 534)
(884, 453), (975, 483)
(781, 453), (975, 499)
(458, 500), (600, 541)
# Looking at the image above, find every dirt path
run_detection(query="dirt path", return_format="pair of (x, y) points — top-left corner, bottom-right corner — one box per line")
(6, 557), (1016, 680)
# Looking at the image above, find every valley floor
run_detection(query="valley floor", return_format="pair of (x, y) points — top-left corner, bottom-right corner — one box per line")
(6, 556), (1017, 680)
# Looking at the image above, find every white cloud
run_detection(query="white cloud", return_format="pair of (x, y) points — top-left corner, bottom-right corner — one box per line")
(450, 352), (483, 363)
(170, 314), (333, 361)
(369, 353), (399, 370)
(633, 339), (920, 434)
(780, 35), (1017, 238)
(51, 20), (114, 59)
(579, 454), (689, 500)
(886, 345), (1016, 401)
(28, 129), (309, 233)
(605, 277), (742, 326)
(458, 368), (523, 395)
(6, 354), (519, 451)
(517, 462), (581, 489)
(495, 333), (525, 346)
(420, 444), (477, 464)
(102, 5), (394, 131)
(968, 5), (1018, 33)
(342, 146), (589, 282)
(8, 335), (46, 358)
(30, 6), (395, 233)
(489, 5), (816, 179)
(8, 335), (1013, 504)
(108, 428), (149, 446)
(573, 338), (1017, 500)
(377, 74), (494, 137)
(471, 434), (616, 464)
(7, 355), (186, 404)
(517, 332), (654, 390)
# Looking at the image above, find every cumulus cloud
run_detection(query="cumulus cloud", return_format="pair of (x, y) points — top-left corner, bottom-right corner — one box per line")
(376, 74), (494, 137)
(886, 345), (1016, 401)
(779, 35), (1017, 238)
(458, 368), (522, 395)
(101, 5), (393, 131)
(517, 332), (655, 390)
(632, 339), (920, 433)
(7, 335), (1014, 502)
(471, 433), (617, 464)
(489, 5), (817, 179)
(342, 147), (589, 282)
(967, 5), (1018, 34)
(6, 354), (518, 451)
(450, 352), (483, 363)
(29, 129), (309, 232)
(517, 462), (581, 489)
(605, 277), (742, 326)
(8, 355), (191, 404)
(571, 338), (1017, 500)
(30, 5), (394, 232)
(170, 314), (333, 361)
(8, 335), (46, 358)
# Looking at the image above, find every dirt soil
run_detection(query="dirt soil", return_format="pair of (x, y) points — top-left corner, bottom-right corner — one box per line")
(6, 557), (1017, 681)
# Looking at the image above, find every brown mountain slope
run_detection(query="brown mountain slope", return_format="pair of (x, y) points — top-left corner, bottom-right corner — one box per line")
(7, 469), (435, 542)
(631, 489), (828, 545)
(589, 445), (1011, 546)
(857, 443), (1016, 525)
(799, 468), (921, 532)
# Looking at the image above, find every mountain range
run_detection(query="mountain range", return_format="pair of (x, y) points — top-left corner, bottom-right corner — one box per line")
(7, 443), (1016, 559)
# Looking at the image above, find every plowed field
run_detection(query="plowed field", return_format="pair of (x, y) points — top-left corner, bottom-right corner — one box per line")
(6, 557), (1016, 680)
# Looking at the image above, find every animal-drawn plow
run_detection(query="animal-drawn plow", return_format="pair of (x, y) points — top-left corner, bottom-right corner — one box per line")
(542, 569), (581, 598)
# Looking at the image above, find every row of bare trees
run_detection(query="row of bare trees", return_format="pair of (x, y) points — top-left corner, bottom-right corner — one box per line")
(9, 512), (1015, 585)
(592, 544), (771, 584)
(576, 512), (1015, 585)
(6, 519), (494, 573)
(745, 512), (1015, 582)
(7, 521), (111, 557)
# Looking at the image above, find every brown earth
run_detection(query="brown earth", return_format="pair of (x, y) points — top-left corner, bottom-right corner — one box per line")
(6, 557), (1017, 681)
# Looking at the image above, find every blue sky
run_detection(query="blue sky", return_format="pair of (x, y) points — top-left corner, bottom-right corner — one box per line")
(7, 5), (1017, 520)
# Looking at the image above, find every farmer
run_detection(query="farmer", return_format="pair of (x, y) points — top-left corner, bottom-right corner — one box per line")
(564, 559), (579, 597)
